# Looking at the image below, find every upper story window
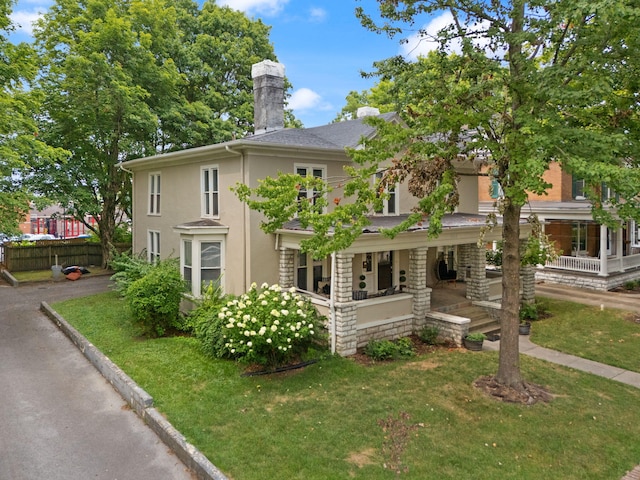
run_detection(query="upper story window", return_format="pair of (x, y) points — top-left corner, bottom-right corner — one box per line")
(572, 176), (586, 200)
(490, 178), (503, 199)
(148, 172), (161, 215)
(373, 171), (398, 215)
(201, 166), (219, 218)
(147, 230), (160, 263)
(295, 164), (325, 207)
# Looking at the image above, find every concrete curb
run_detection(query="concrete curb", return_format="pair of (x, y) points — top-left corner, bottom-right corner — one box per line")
(0, 268), (19, 287)
(40, 302), (228, 480)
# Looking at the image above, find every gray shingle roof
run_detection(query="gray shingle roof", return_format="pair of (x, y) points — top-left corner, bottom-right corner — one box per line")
(282, 212), (503, 234)
(245, 112), (398, 149)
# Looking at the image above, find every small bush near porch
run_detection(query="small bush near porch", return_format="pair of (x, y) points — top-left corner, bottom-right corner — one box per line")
(52, 292), (640, 480)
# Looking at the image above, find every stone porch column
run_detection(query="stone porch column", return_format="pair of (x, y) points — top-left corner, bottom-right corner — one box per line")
(278, 247), (295, 288)
(466, 244), (489, 301)
(333, 252), (357, 356)
(408, 247), (431, 331)
(521, 265), (536, 304)
(458, 244), (471, 282)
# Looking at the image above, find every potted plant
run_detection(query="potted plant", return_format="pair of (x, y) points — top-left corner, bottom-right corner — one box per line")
(519, 302), (538, 335)
(353, 274), (368, 300)
(463, 332), (486, 351)
(399, 270), (407, 291)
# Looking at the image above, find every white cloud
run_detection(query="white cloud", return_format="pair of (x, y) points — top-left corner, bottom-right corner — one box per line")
(10, 9), (44, 36)
(288, 88), (332, 111)
(400, 11), (496, 61)
(217, 0), (289, 16)
(309, 7), (327, 23)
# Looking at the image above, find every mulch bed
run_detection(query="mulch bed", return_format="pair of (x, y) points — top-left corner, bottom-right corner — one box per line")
(474, 376), (554, 405)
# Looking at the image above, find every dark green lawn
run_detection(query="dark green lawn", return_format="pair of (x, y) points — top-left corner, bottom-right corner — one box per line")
(52, 291), (640, 480)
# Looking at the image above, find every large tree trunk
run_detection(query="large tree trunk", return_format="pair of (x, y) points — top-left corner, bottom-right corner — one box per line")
(495, 199), (524, 389)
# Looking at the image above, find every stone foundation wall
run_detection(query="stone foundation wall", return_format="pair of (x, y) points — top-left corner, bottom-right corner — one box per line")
(356, 318), (414, 348)
(536, 268), (640, 291)
(424, 311), (470, 347)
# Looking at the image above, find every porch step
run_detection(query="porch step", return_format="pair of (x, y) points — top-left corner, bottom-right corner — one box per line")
(448, 305), (501, 336)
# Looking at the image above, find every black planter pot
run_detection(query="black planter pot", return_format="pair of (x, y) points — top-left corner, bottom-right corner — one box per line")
(463, 337), (484, 351)
(519, 322), (531, 335)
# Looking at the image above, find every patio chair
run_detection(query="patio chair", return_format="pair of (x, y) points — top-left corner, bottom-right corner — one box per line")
(436, 259), (457, 287)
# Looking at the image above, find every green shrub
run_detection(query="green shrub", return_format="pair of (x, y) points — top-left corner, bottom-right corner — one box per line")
(186, 281), (231, 357)
(519, 302), (538, 321)
(110, 251), (152, 295)
(124, 259), (187, 337)
(418, 325), (440, 345)
(219, 283), (327, 369)
(364, 337), (415, 361)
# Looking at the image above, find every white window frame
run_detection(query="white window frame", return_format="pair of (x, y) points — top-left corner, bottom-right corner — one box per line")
(148, 172), (161, 215)
(175, 225), (228, 298)
(147, 230), (160, 263)
(295, 163), (326, 210)
(632, 221), (640, 248)
(201, 165), (219, 218)
(373, 171), (399, 215)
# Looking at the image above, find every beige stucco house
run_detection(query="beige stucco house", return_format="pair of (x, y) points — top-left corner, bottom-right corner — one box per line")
(122, 60), (533, 355)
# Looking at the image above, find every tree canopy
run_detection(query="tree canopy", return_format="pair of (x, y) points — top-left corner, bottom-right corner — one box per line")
(237, 0), (640, 392)
(25, 0), (282, 265)
(0, 0), (65, 234)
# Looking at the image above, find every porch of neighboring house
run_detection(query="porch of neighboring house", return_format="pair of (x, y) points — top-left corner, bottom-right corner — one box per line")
(276, 223), (535, 356)
(538, 219), (640, 290)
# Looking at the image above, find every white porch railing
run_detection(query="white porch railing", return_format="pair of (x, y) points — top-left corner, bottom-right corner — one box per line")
(546, 253), (640, 275)
(545, 255), (601, 274)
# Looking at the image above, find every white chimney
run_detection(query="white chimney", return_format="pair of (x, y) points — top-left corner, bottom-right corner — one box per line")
(252, 60), (285, 135)
(356, 106), (380, 118)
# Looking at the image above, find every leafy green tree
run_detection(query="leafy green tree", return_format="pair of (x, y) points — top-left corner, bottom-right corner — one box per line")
(333, 79), (396, 122)
(0, 0), (65, 234)
(238, 1), (640, 393)
(27, 0), (282, 265)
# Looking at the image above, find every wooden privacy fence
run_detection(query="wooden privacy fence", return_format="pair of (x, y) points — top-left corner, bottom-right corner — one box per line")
(2, 239), (130, 272)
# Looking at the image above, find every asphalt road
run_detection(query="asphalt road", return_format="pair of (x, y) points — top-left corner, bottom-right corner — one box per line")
(0, 275), (196, 480)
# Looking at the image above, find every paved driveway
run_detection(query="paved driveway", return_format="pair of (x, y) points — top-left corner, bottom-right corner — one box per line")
(0, 275), (195, 480)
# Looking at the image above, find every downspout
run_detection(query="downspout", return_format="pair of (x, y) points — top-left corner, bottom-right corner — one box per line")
(225, 145), (247, 291)
(118, 162), (135, 249)
(330, 252), (337, 354)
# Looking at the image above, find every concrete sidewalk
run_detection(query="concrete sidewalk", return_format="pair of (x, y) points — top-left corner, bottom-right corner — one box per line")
(483, 335), (640, 389)
(482, 282), (640, 389)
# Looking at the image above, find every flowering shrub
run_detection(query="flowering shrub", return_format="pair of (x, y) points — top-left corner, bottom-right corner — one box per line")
(219, 283), (326, 368)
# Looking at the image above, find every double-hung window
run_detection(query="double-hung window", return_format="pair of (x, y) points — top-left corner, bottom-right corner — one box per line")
(572, 176), (586, 200)
(176, 223), (228, 298)
(295, 164), (325, 208)
(147, 230), (160, 263)
(201, 166), (219, 217)
(374, 171), (398, 215)
(148, 173), (161, 215)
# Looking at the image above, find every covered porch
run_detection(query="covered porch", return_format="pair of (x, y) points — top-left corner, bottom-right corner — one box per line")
(538, 219), (640, 290)
(276, 213), (533, 355)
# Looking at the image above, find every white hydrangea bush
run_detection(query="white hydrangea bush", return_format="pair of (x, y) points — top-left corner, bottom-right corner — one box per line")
(220, 283), (326, 368)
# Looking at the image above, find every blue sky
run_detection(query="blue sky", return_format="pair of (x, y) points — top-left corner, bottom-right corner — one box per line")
(9, 0), (447, 127)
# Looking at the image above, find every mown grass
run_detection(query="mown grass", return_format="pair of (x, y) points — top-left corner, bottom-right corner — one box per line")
(52, 291), (640, 480)
(532, 297), (640, 373)
(12, 268), (113, 282)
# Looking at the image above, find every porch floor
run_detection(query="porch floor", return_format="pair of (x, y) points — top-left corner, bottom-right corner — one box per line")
(430, 280), (470, 311)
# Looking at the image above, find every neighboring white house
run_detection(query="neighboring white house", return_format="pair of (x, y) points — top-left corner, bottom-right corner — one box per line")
(122, 60), (533, 355)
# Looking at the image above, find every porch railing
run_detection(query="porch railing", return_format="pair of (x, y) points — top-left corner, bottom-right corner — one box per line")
(545, 253), (640, 275)
(545, 255), (601, 274)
